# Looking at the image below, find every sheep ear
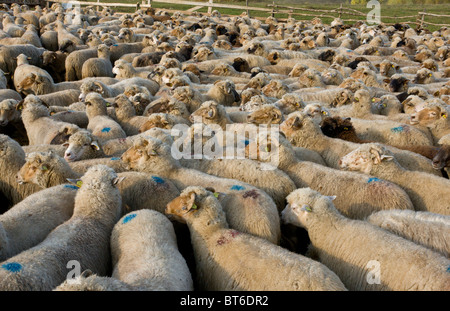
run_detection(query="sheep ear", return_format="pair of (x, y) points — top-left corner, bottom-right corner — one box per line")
(91, 141), (100, 150)
(67, 178), (83, 188)
(327, 195), (337, 201)
(184, 191), (197, 212)
(380, 155), (394, 161)
(290, 116), (302, 129)
(369, 147), (382, 164)
(62, 142), (70, 147)
(16, 99), (24, 111)
(207, 107), (216, 119)
(112, 176), (125, 186)
(80, 270), (93, 278)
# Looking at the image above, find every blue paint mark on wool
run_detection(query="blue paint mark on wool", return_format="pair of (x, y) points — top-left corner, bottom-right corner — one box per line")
(101, 127), (111, 133)
(447, 265), (450, 273)
(64, 185), (79, 190)
(2, 262), (22, 273)
(152, 176), (164, 184)
(368, 177), (381, 183)
(391, 126), (404, 133)
(110, 157), (120, 161)
(231, 185), (245, 191)
(243, 140), (250, 146)
(122, 213), (137, 224)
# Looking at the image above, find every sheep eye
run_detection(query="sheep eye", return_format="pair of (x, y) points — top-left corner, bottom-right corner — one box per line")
(181, 206), (187, 210)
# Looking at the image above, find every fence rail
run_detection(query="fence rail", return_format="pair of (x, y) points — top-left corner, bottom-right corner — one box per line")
(43, 0), (450, 28)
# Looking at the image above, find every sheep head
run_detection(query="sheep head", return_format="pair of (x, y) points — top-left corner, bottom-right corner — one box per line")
(414, 68), (435, 84)
(62, 129), (100, 162)
(140, 113), (174, 132)
(0, 99), (20, 126)
(282, 188), (337, 229)
(432, 145), (450, 170)
(80, 81), (106, 101)
(331, 89), (354, 107)
(410, 105), (448, 126)
(16, 151), (58, 188)
(339, 143), (394, 175)
(261, 80), (289, 99)
(165, 186), (225, 225)
(120, 136), (178, 173)
(189, 101), (222, 124)
(246, 104), (283, 125)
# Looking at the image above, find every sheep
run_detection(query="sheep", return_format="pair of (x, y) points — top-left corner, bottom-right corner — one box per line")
(19, 95), (81, 146)
(0, 98), (28, 145)
(340, 143), (450, 215)
(410, 104), (450, 144)
(139, 113), (190, 132)
(281, 187), (450, 291)
(143, 97), (190, 122)
(112, 59), (153, 79)
(165, 186), (347, 291)
(246, 104), (284, 126)
(64, 47), (98, 81)
(203, 80), (240, 106)
(246, 131), (414, 220)
(120, 136), (281, 244)
(21, 24), (42, 48)
(111, 94), (150, 136)
(13, 53), (54, 93)
(81, 44), (114, 79)
(84, 92), (127, 144)
(79, 77), (159, 101)
(171, 85), (205, 113)
(54, 270), (135, 291)
(37, 89), (80, 108)
(0, 184), (77, 261)
(108, 210), (194, 290)
(281, 112), (440, 176)
(367, 210), (450, 257)
(0, 165), (123, 291)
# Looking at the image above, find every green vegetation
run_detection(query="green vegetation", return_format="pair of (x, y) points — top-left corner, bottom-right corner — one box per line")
(83, 0), (449, 31)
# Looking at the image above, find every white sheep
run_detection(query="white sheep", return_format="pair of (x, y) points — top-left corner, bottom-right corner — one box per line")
(19, 94), (81, 146)
(165, 186), (348, 291)
(367, 210), (450, 257)
(84, 92), (127, 144)
(281, 187), (450, 291)
(0, 184), (77, 261)
(0, 134), (42, 208)
(109, 210), (194, 290)
(0, 165), (123, 291)
(340, 143), (450, 215)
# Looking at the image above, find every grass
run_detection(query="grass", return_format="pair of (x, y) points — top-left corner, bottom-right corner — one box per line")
(82, 0), (449, 31)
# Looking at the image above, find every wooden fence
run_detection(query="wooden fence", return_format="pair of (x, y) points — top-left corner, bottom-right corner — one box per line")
(44, 0), (450, 28)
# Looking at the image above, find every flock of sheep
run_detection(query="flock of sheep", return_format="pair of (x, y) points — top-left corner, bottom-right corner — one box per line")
(0, 1), (449, 291)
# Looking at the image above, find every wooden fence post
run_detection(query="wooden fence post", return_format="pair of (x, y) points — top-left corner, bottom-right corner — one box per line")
(246, 0), (249, 17)
(271, 1), (275, 18)
(148, 0), (151, 8)
(420, 9), (426, 28)
(338, 3), (342, 19)
(208, 0), (213, 14)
